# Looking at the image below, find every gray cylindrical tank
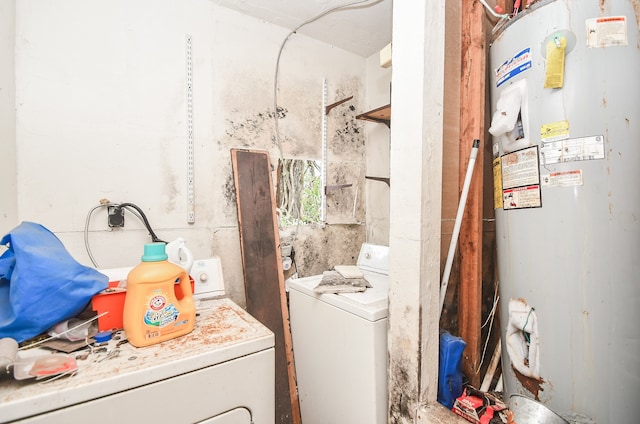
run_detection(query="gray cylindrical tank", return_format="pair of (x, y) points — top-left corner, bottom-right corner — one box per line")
(488, 1), (640, 422)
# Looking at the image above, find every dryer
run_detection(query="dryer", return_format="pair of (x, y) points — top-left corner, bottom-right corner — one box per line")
(0, 259), (275, 424)
(288, 243), (389, 424)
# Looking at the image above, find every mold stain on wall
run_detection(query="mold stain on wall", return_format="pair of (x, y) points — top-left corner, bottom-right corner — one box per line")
(327, 79), (365, 158)
(218, 75), (367, 282)
(325, 162), (365, 223)
(275, 81), (323, 158)
(224, 107), (288, 148)
(331, 104), (363, 156)
(286, 225), (364, 278)
(389, 358), (414, 423)
(222, 170), (237, 218)
(221, 107), (285, 221)
(160, 140), (179, 213)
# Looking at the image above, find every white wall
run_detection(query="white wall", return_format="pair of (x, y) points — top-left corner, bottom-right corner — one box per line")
(9, 0), (370, 306)
(0, 0), (17, 233)
(363, 53), (391, 245)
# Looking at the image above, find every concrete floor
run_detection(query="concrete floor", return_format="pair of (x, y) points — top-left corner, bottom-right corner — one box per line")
(418, 402), (470, 424)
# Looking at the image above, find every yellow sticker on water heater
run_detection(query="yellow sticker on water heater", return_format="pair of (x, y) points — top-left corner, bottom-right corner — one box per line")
(493, 157), (503, 210)
(544, 36), (566, 89)
(541, 120), (569, 142)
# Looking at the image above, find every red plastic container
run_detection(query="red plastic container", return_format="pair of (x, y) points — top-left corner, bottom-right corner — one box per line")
(92, 277), (194, 332)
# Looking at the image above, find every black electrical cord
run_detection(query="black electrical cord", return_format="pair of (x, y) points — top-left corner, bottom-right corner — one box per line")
(118, 203), (167, 244)
(291, 247), (299, 275)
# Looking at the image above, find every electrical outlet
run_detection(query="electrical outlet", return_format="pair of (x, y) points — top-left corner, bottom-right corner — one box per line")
(191, 257), (225, 299)
(108, 205), (125, 228)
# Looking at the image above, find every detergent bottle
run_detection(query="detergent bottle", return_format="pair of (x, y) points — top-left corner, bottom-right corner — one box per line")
(165, 237), (194, 274)
(123, 242), (196, 347)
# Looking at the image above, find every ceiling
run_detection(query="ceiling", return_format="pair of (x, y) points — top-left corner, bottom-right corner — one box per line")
(210, 0), (392, 57)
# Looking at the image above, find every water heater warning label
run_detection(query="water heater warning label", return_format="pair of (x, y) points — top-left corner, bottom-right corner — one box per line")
(503, 185), (541, 210)
(500, 146), (542, 210)
(539, 135), (605, 165)
(586, 16), (627, 48)
(501, 146), (540, 190)
(541, 170), (583, 187)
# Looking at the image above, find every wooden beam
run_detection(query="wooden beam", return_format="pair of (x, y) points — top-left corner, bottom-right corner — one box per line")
(458, 0), (486, 389)
(231, 149), (302, 424)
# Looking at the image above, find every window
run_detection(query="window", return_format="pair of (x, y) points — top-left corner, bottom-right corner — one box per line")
(277, 159), (322, 226)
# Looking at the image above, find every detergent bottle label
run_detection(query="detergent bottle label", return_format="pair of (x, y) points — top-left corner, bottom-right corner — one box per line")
(144, 291), (180, 328)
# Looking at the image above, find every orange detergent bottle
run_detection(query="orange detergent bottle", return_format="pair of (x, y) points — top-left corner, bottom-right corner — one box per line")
(123, 242), (196, 347)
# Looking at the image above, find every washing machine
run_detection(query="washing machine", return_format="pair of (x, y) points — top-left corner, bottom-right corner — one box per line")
(0, 258), (275, 424)
(288, 243), (389, 424)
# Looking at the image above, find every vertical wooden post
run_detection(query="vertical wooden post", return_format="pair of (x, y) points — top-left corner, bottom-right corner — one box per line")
(458, 0), (486, 389)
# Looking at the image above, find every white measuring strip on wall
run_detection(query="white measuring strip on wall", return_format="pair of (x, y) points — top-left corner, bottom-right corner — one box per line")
(186, 35), (195, 224)
(321, 78), (328, 223)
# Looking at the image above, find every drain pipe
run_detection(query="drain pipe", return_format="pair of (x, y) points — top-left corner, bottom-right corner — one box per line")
(439, 139), (481, 318)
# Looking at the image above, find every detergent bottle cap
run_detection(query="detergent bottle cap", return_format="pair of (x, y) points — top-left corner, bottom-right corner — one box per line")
(141, 242), (168, 262)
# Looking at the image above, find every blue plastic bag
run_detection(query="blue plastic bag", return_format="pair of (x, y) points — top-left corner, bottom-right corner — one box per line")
(438, 331), (466, 409)
(0, 222), (108, 342)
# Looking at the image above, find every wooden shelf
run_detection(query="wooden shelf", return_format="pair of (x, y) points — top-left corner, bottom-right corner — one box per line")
(365, 176), (390, 187)
(356, 104), (391, 127)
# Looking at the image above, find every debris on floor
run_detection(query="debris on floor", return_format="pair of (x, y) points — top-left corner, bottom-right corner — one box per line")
(452, 387), (507, 423)
(450, 386), (582, 424)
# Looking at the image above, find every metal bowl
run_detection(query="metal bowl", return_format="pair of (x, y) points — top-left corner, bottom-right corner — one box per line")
(509, 394), (569, 424)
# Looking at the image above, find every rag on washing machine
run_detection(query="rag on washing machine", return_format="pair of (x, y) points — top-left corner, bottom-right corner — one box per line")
(313, 268), (372, 294)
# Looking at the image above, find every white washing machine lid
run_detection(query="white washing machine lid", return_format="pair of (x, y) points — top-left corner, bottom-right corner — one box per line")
(288, 270), (389, 321)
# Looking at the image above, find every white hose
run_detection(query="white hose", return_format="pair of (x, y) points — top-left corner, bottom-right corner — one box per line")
(479, 0), (510, 19)
(439, 139), (481, 317)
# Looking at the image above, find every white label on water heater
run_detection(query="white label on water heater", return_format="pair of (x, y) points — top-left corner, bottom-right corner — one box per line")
(541, 170), (583, 187)
(539, 135), (605, 165)
(586, 16), (628, 48)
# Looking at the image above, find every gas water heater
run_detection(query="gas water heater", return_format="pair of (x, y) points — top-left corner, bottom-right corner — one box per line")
(489, 1), (639, 422)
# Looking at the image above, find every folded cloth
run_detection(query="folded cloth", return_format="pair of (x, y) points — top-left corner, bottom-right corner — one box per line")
(313, 270), (371, 294)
